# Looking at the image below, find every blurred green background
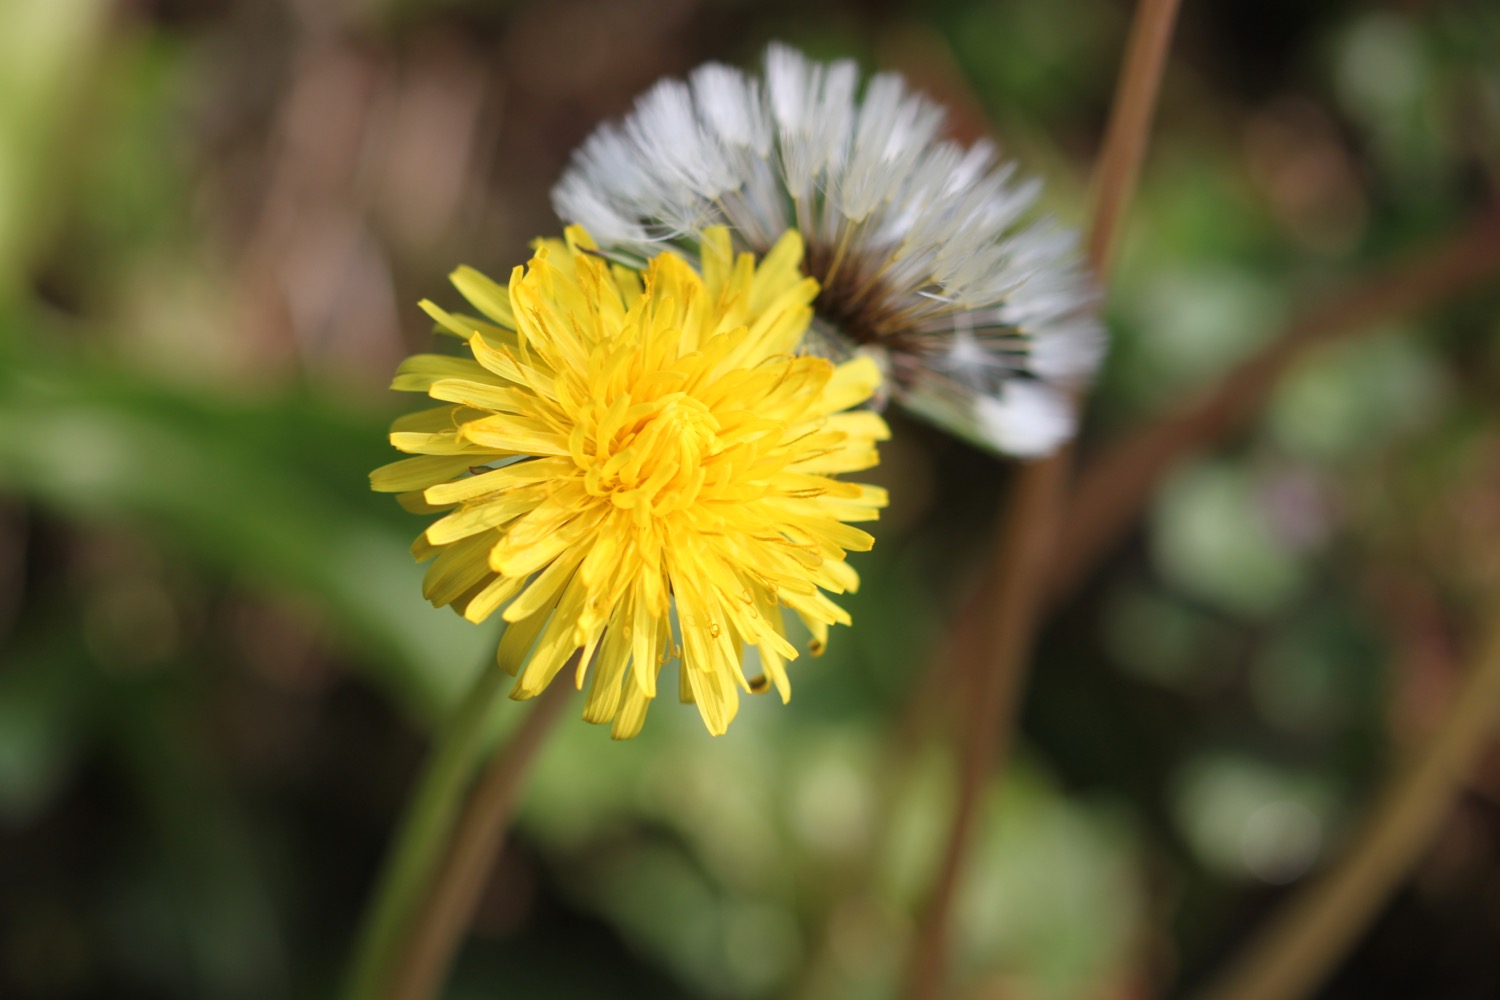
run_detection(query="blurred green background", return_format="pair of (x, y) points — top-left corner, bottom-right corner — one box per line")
(2, 0), (1499, 997)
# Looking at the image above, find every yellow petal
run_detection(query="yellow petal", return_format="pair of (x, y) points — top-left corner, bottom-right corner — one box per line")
(450, 265), (517, 328)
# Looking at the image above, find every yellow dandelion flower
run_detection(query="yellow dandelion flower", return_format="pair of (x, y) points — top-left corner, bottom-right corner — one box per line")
(371, 226), (889, 737)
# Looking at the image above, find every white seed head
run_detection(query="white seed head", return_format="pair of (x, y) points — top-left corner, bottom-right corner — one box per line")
(552, 43), (1106, 459)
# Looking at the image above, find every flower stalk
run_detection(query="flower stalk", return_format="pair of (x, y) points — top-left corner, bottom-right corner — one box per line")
(387, 677), (573, 1000)
(341, 655), (514, 1000)
(1195, 583), (1500, 1000)
(903, 0), (1182, 996)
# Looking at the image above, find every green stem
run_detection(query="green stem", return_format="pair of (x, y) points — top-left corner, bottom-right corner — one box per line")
(387, 679), (573, 1000)
(341, 656), (513, 1000)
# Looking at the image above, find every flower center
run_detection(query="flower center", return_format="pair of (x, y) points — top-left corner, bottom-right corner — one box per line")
(803, 242), (903, 348)
(583, 392), (722, 515)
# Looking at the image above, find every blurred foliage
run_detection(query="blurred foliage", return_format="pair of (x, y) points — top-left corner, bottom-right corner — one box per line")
(1, 1), (1499, 999)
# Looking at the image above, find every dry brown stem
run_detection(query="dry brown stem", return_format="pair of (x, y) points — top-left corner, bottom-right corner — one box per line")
(1053, 208), (1500, 604)
(902, 0), (1182, 996)
(903, 454), (1073, 1000)
(1194, 584), (1500, 1000)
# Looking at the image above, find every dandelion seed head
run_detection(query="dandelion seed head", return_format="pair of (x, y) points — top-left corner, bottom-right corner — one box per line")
(553, 43), (1106, 458)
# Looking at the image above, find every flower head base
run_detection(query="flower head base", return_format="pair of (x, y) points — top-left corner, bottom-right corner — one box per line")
(372, 227), (889, 737)
(553, 44), (1104, 458)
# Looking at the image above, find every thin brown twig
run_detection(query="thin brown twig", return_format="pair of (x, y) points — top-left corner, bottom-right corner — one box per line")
(1085, 0), (1180, 280)
(1193, 585), (1500, 1000)
(903, 455), (1072, 1000)
(1051, 207), (1500, 604)
(386, 681), (574, 1000)
(901, 1), (1181, 997)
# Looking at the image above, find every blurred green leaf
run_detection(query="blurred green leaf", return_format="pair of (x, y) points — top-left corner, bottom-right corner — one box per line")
(1172, 753), (1341, 885)
(0, 346), (492, 720)
(0, 629), (93, 827)
(1266, 328), (1447, 461)
(0, 0), (110, 311)
(1151, 460), (1309, 617)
